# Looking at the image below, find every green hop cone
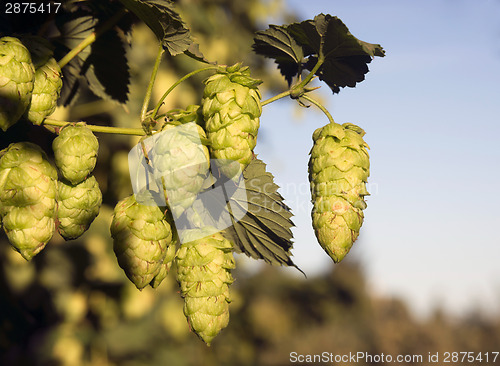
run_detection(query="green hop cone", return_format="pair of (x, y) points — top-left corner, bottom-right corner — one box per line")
(153, 107), (210, 217)
(176, 226), (235, 345)
(56, 176), (102, 240)
(53, 124), (99, 184)
(0, 36), (35, 131)
(110, 195), (176, 290)
(202, 63), (262, 178)
(22, 36), (63, 125)
(308, 122), (370, 263)
(0, 142), (57, 260)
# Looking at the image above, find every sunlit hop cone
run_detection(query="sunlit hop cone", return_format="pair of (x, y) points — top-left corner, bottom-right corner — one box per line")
(202, 64), (262, 178)
(150, 241), (177, 289)
(56, 176), (102, 240)
(53, 124), (99, 184)
(110, 195), (176, 290)
(153, 106), (210, 217)
(308, 122), (370, 263)
(23, 36), (63, 124)
(0, 142), (57, 260)
(0, 36), (35, 131)
(175, 226), (235, 345)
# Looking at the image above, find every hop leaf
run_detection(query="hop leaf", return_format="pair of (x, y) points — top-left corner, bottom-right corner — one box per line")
(53, 124), (99, 184)
(0, 142), (57, 260)
(176, 227), (235, 345)
(0, 36), (35, 131)
(308, 121), (370, 263)
(56, 175), (102, 240)
(110, 194), (176, 290)
(202, 64), (262, 178)
(22, 36), (63, 125)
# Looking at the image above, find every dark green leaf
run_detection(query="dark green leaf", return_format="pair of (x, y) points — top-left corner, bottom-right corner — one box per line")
(253, 25), (304, 85)
(223, 159), (299, 269)
(118, 0), (192, 55)
(85, 27), (130, 103)
(183, 43), (212, 64)
(253, 13), (385, 93)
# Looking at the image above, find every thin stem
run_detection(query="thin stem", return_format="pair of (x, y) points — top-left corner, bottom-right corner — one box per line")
(296, 56), (324, 90)
(58, 9), (126, 69)
(301, 94), (334, 124)
(42, 118), (145, 136)
(261, 90), (291, 107)
(141, 44), (165, 124)
(152, 66), (219, 120)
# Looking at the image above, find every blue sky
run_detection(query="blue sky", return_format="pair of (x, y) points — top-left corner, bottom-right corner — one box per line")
(251, 0), (500, 318)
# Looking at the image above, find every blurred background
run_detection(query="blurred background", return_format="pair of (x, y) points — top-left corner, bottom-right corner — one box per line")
(1, 0), (500, 365)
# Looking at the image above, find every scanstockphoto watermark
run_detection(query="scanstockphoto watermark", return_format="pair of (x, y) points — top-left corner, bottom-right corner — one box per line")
(289, 351), (424, 364)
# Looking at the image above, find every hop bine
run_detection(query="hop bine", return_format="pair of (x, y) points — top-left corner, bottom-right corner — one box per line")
(202, 64), (262, 178)
(176, 227), (235, 345)
(110, 195), (177, 289)
(0, 36), (35, 131)
(308, 122), (370, 263)
(0, 142), (57, 260)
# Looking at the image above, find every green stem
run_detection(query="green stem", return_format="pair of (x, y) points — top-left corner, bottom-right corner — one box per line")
(141, 44), (165, 124)
(261, 90), (291, 107)
(152, 66), (219, 120)
(301, 94), (334, 124)
(42, 118), (145, 136)
(58, 9), (126, 69)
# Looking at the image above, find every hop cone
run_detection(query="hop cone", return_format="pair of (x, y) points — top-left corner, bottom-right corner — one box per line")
(176, 226), (235, 345)
(202, 64), (262, 178)
(308, 122), (370, 263)
(53, 125), (99, 184)
(0, 142), (57, 260)
(111, 195), (176, 289)
(0, 36), (35, 131)
(56, 176), (102, 240)
(153, 106), (210, 217)
(23, 36), (62, 125)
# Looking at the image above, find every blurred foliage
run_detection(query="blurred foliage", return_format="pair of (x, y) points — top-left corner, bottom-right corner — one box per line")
(2, 1), (499, 365)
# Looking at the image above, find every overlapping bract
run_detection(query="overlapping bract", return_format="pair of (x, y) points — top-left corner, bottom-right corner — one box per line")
(176, 227), (235, 345)
(153, 106), (210, 217)
(0, 36), (35, 131)
(0, 142), (57, 260)
(53, 125), (99, 184)
(111, 195), (176, 290)
(202, 64), (262, 178)
(56, 176), (102, 240)
(23, 36), (63, 124)
(308, 122), (370, 263)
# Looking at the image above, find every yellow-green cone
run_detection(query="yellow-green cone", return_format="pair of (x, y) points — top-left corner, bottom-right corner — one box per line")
(0, 36), (35, 131)
(308, 122), (370, 263)
(110, 195), (176, 289)
(23, 36), (63, 125)
(53, 125), (99, 184)
(56, 176), (102, 240)
(202, 64), (262, 178)
(0, 142), (57, 260)
(175, 226), (235, 345)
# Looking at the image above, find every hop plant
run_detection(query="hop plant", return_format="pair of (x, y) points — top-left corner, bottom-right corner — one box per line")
(176, 226), (235, 345)
(0, 142), (57, 260)
(23, 36), (63, 125)
(56, 176), (102, 240)
(202, 64), (262, 178)
(152, 107), (210, 218)
(53, 125), (99, 184)
(0, 36), (35, 131)
(308, 121), (370, 263)
(110, 195), (176, 289)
